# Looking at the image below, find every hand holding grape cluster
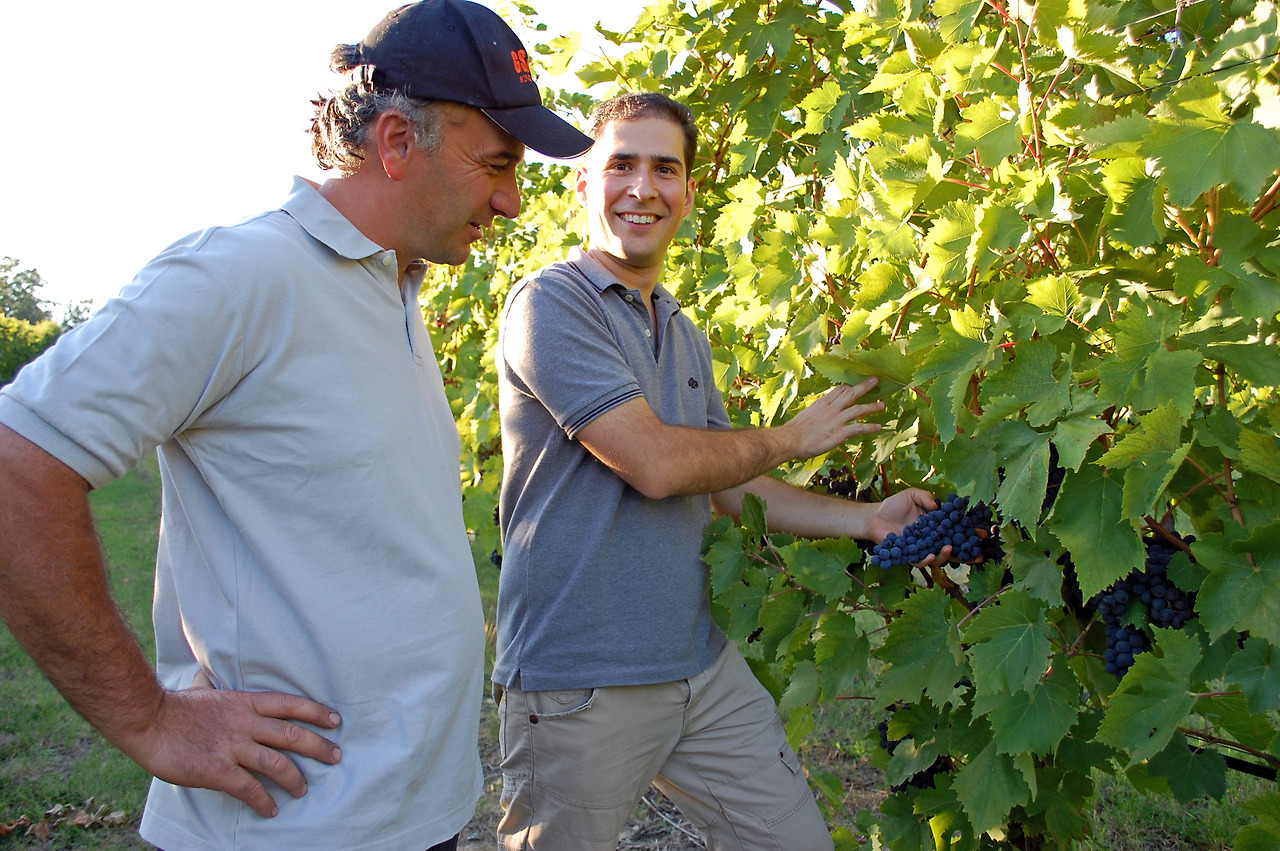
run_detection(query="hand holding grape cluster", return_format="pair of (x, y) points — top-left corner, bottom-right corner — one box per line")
(868, 493), (1004, 569)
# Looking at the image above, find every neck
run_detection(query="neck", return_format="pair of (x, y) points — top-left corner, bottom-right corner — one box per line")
(318, 174), (414, 281)
(586, 248), (661, 302)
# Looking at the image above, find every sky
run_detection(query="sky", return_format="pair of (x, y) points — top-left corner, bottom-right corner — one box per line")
(0, 0), (647, 312)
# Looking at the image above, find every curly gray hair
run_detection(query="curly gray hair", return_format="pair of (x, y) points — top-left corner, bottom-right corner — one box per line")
(309, 44), (444, 175)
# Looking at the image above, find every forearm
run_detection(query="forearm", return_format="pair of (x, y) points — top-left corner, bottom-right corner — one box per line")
(578, 399), (799, 499)
(712, 475), (880, 539)
(0, 426), (163, 751)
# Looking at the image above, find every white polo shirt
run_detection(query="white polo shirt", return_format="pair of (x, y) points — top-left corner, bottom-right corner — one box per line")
(0, 177), (484, 850)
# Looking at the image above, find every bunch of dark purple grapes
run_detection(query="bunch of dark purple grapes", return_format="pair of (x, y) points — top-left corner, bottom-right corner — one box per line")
(1095, 534), (1197, 676)
(813, 464), (871, 501)
(868, 493), (1002, 568)
(875, 718), (949, 793)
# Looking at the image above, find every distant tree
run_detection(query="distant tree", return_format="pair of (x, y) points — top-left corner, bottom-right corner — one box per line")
(0, 257), (52, 324)
(0, 257), (62, 385)
(0, 315), (59, 386)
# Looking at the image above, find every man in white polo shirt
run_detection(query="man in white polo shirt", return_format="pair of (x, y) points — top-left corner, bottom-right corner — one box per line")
(0, 3), (589, 849)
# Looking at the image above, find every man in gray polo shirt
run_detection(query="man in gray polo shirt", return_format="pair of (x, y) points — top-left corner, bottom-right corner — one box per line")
(0, 3), (590, 850)
(494, 93), (948, 849)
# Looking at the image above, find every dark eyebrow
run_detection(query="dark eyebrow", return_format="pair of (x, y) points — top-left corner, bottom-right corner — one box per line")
(609, 151), (684, 170)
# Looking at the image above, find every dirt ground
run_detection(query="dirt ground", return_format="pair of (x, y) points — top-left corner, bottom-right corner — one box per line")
(458, 697), (888, 850)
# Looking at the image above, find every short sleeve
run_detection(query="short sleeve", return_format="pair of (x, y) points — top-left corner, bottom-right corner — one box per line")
(501, 270), (644, 438)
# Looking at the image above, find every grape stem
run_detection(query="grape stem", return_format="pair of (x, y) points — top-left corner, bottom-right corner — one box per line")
(956, 586), (1011, 629)
(1181, 728), (1280, 771)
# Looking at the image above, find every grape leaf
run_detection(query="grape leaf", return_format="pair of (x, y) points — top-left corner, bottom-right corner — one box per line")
(815, 612), (871, 701)
(915, 326), (995, 444)
(778, 659), (821, 712)
(705, 520), (751, 595)
(973, 655), (1082, 756)
(757, 584), (806, 661)
(1144, 80), (1280, 207)
(779, 538), (857, 600)
(993, 421), (1052, 529)
(1096, 401), (1192, 518)
(953, 740), (1032, 833)
(1050, 464), (1144, 599)
(1225, 636), (1280, 715)
(1146, 733), (1228, 802)
(876, 587), (967, 708)
(1053, 412), (1113, 473)
(965, 590), (1053, 696)
(1237, 428), (1280, 482)
(923, 202), (978, 284)
(1195, 523), (1280, 645)
(714, 567), (771, 640)
(981, 339), (1069, 427)
(1097, 628), (1203, 766)
(1101, 156), (1165, 248)
(955, 98), (1023, 167)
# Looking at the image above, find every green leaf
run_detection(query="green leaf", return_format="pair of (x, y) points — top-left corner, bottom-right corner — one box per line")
(1097, 628), (1203, 766)
(953, 740), (1032, 834)
(1226, 636), (1280, 715)
(740, 492), (768, 539)
(715, 567), (771, 641)
(955, 98), (1023, 167)
(1096, 402), (1191, 519)
(876, 587), (967, 708)
(1025, 274), (1081, 321)
(981, 339), (1069, 427)
(1101, 156), (1165, 248)
(705, 521), (752, 595)
(1049, 464), (1144, 599)
(965, 590), (1053, 696)
(799, 80), (848, 135)
(992, 420), (1051, 531)
(1195, 523), (1280, 645)
(974, 656), (1082, 756)
(779, 659), (821, 712)
(815, 612), (871, 702)
(1053, 413), (1113, 473)
(922, 202), (977, 284)
(757, 584), (807, 661)
(779, 539), (855, 600)
(1146, 733), (1228, 802)
(916, 325), (994, 444)
(1238, 428), (1280, 482)
(1134, 348), (1201, 419)
(1144, 79), (1280, 206)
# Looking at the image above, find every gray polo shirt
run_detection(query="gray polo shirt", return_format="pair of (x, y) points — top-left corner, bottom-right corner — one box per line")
(0, 177), (484, 851)
(495, 249), (730, 692)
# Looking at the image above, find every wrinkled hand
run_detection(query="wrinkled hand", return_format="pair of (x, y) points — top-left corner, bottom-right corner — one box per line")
(781, 378), (885, 460)
(866, 488), (955, 567)
(123, 672), (342, 818)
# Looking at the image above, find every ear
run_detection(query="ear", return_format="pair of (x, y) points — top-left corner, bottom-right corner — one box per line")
(681, 177), (696, 219)
(373, 110), (417, 181)
(574, 165), (590, 206)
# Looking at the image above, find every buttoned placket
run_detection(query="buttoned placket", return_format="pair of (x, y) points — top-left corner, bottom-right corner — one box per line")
(370, 250), (420, 359)
(622, 290), (659, 359)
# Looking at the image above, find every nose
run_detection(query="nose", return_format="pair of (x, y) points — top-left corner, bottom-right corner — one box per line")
(492, 170), (521, 220)
(627, 169), (656, 200)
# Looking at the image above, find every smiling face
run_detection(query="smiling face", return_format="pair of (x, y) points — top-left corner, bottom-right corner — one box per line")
(575, 116), (695, 291)
(405, 104), (525, 267)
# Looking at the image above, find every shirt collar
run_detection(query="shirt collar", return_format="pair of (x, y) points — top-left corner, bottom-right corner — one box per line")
(280, 176), (386, 262)
(568, 248), (681, 316)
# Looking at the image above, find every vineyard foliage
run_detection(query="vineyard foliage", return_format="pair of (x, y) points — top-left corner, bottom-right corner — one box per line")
(422, 0), (1280, 846)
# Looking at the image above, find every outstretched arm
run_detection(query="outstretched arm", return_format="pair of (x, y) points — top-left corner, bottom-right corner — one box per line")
(0, 425), (342, 818)
(576, 378), (885, 500)
(712, 475), (942, 543)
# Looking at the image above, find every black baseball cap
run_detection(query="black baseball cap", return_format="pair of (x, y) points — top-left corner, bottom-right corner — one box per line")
(355, 0), (592, 158)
